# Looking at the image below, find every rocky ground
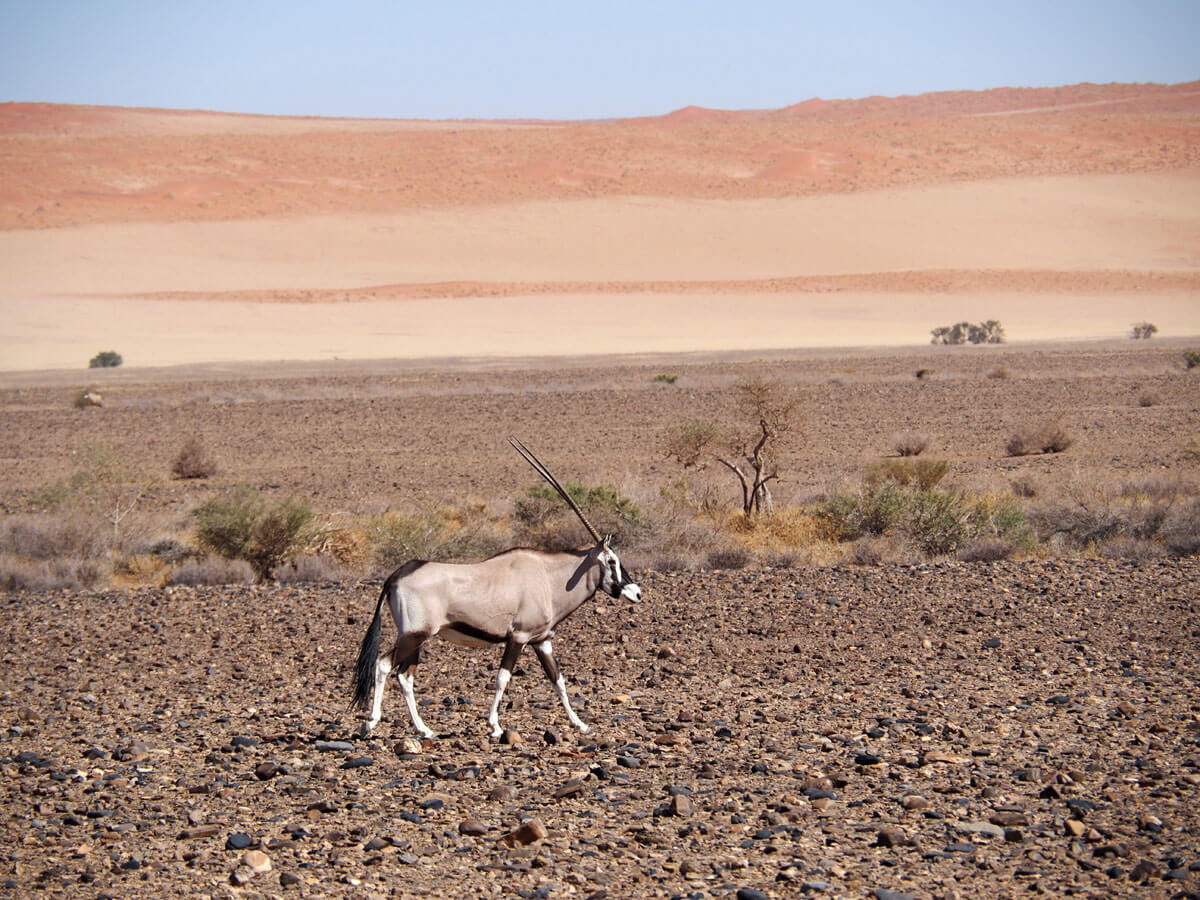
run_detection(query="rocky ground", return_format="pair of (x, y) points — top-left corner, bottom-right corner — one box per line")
(2, 557), (1198, 899)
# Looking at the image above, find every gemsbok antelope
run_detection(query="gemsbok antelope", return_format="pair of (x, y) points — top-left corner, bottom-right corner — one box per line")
(351, 438), (642, 739)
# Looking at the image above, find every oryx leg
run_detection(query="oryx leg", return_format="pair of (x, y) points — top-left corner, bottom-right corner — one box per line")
(359, 652), (393, 736)
(533, 639), (589, 734)
(393, 634), (434, 739)
(487, 638), (524, 739)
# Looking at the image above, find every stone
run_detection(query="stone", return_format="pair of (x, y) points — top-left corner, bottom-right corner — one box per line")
(554, 779), (586, 799)
(1064, 820), (1086, 838)
(488, 785), (518, 802)
(1130, 859), (1162, 881)
(179, 825), (221, 839)
(876, 826), (910, 848)
(242, 849), (271, 874)
(900, 794), (928, 811)
(458, 818), (488, 836)
(396, 737), (423, 756)
(279, 871), (302, 887)
(341, 755), (374, 769)
(314, 740), (355, 752)
(225, 832), (253, 850)
(736, 889), (768, 900)
(254, 761), (281, 780)
(499, 819), (548, 847)
(500, 729), (521, 746)
(874, 890), (916, 900)
(989, 811), (1029, 827)
(669, 793), (693, 817)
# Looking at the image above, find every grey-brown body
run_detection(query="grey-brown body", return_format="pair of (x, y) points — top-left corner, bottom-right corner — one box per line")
(352, 540), (640, 739)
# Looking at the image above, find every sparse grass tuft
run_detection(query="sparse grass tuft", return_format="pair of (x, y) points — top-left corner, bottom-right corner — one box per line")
(866, 458), (949, 491)
(1006, 421), (1074, 456)
(167, 555), (256, 586)
(1184, 349), (1200, 370)
(369, 502), (509, 571)
(172, 436), (218, 479)
(652, 374), (678, 384)
(892, 433), (930, 457)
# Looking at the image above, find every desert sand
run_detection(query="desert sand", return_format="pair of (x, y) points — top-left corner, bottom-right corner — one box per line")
(2, 83), (1198, 371)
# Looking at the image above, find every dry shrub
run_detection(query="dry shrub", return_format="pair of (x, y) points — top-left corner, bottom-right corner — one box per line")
(111, 553), (169, 587)
(866, 458), (949, 491)
(274, 554), (347, 583)
(1006, 421), (1074, 456)
(172, 436), (218, 479)
(725, 506), (835, 554)
(0, 556), (104, 592)
(892, 433), (930, 457)
(1137, 392), (1158, 408)
(168, 556), (256, 586)
(706, 545), (753, 570)
(957, 538), (1017, 563)
(986, 366), (1011, 380)
(0, 514), (108, 561)
(370, 502), (509, 571)
(1010, 478), (1038, 499)
(305, 520), (371, 570)
(1032, 477), (1199, 555)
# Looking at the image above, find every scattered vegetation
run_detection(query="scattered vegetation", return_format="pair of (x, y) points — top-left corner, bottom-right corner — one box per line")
(171, 436), (218, 480)
(88, 350), (123, 368)
(930, 320), (1005, 345)
(820, 465), (1031, 559)
(1129, 322), (1158, 340)
(1184, 349), (1200, 370)
(192, 487), (313, 581)
(986, 366), (1011, 380)
(1030, 476), (1200, 557)
(915, 368), (932, 381)
(652, 374), (678, 384)
(1005, 421), (1074, 456)
(663, 376), (801, 517)
(514, 481), (642, 550)
(369, 503), (507, 571)
(892, 433), (930, 457)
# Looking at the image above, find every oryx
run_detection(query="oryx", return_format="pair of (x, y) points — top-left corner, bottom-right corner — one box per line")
(351, 438), (642, 739)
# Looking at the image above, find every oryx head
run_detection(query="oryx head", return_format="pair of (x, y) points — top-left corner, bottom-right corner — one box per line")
(511, 438), (643, 604)
(597, 534), (642, 603)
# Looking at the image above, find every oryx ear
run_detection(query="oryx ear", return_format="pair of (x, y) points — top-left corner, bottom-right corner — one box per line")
(602, 534), (613, 550)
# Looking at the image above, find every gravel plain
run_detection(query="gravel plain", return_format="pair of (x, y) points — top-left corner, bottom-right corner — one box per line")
(2, 557), (1198, 899)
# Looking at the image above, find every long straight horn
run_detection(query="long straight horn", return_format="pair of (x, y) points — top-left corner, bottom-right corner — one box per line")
(509, 437), (603, 544)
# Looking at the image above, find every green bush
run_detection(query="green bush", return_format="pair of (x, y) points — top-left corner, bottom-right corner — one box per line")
(513, 480), (642, 549)
(1184, 350), (1200, 370)
(192, 487), (313, 581)
(369, 503), (506, 570)
(88, 350), (123, 368)
(820, 475), (1031, 559)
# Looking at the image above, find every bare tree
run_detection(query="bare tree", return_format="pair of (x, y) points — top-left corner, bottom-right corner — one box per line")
(663, 377), (801, 517)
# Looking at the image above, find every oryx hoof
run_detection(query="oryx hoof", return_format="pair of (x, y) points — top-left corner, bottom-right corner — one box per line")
(357, 720), (377, 738)
(576, 723), (591, 734)
(417, 727), (436, 740)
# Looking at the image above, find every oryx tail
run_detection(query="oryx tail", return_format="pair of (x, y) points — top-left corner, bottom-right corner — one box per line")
(351, 580), (388, 710)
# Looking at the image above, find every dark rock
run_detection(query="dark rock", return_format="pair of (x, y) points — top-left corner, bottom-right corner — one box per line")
(736, 890), (769, 900)
(340, 756), (374, 769)
(225, 832), (253, 851)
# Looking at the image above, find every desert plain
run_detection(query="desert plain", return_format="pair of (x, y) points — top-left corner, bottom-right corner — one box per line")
(1, 83), (1199, 899)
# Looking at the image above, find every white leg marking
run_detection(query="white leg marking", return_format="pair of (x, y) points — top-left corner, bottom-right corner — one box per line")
(535, 640), (590, 733)
(555, 673), (590, 733)
(360, 654), (392, 736)
(397, 668), (435, 739)
(487, 667), (512, 739)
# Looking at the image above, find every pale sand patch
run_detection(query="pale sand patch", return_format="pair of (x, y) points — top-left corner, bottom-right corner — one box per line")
(2, 292), (1196, 372)
(2, 174), (1197, 296)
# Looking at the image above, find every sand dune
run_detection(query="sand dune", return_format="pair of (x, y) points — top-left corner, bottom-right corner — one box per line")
(1, 85), (1197, 371)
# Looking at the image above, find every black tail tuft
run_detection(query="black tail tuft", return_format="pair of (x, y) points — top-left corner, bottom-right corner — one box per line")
(351, 581), (388, 710)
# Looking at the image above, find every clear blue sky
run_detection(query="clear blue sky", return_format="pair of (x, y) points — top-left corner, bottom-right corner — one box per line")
(2, 1), (1197, 120)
